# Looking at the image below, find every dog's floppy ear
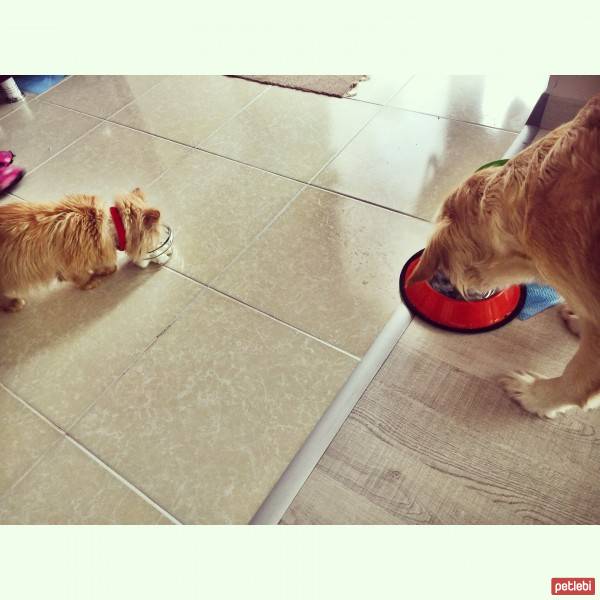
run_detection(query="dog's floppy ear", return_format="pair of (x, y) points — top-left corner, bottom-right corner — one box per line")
(407, 225), (448, 285)
(143, 208), (160, 228)
(132, 187), (145, 201)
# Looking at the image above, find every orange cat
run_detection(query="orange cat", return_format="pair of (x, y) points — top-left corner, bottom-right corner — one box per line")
(0, 188), (162, 312)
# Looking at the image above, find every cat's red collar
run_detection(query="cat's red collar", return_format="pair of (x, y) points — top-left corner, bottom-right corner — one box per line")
(110, 207), (126, 251)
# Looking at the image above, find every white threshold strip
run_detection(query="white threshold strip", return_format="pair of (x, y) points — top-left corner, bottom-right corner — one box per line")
(250, 305), (413, 524)
(250, 120), (541, 526)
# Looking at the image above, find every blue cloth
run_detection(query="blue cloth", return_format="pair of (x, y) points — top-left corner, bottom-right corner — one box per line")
(518, 284), (562, 320)
(13, 76), (65, 95)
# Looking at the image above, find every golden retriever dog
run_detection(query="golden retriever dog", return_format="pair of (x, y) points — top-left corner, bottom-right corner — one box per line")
(409, 92), (600, 418)
(0, 188), (162, 312)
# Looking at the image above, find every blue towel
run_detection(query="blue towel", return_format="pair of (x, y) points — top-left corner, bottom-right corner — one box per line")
(518, 284), (562, 320)
(13, 76), (65, 95)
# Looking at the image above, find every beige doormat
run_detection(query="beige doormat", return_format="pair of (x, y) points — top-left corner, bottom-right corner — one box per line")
(228, 75), (367, 98)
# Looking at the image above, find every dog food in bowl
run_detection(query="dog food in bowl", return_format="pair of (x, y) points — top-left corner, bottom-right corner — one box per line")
(429, 271), (498, 301)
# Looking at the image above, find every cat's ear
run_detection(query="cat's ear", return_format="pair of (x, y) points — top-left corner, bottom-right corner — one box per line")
(131, 187), (145, 201)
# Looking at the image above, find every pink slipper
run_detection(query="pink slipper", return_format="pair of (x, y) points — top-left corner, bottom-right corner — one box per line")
(0, 150), (14, 167)
(0, 164), (24, 194)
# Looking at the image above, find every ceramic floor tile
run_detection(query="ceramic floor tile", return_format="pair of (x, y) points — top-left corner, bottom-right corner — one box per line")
(314, 108), (516, 221)
(0, 193), (21, 204)
(14, 122), (189, 202)
(0, 102), (21, 120)
(42, 76), (165, 118)
(202, 86), (379, 181)
(0, 438), (161, 524)
(110, 76), (266, 146)
(351, 74), (414, 104)
(214, 186), (432, 357)
(388, 75), (548, 132)
(0, 264), (199, 428)
(146, 150), (302, 282)
(0, 100), (99, 172)
(72, 288), (357, 524)
(0, 387), (62, 496)
(0, 92), (37, 120)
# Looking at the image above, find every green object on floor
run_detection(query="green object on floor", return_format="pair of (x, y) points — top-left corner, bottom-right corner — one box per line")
(475, 158), (509, 171)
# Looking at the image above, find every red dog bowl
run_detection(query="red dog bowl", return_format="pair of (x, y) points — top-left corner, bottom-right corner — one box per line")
(399, 249), (526, 333)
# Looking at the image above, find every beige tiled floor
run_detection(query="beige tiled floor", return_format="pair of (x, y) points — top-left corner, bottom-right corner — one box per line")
(388, 75), (548, 132)
(42, 75), (166, 118)
(72, 288), (357, 524)
(145, 150), (303, 283)
(15, 121), (190, 202)
(0, 265), (199, 427)
(0, 387), (62, 496)
(111, 76), (266, 146)
(0, 100), (99, 172)
(314, 107), (516, 220)
(0, 438), (164, 524)
(349, 73), (414, 104)
(0, 75), (541, 523)
(202, 85), (379, 180)
(214, 186), (431, 357)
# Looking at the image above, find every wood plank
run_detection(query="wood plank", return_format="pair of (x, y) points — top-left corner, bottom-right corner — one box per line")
(283, 307), (600, 524)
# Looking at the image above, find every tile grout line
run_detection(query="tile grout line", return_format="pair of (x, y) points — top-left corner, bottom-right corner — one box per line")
(0, 383), (67, 503)
(40, 75), (167, 121)
(10, 119), (106, 187)
(308, 183), (432, 223)
(0, 376), (182, 524)
(345, 75), (415, 107)
(383, 103), (524, 134)
(306, 75), (418, 184)
(0, 75), (74, 123)
(164, 265), (362, 362)
(200, 92), (392, 285)
(193, 84), (272, 148)
(0, 381), (66, 435)
(203, 182), (309, 284)
(7, 77), (170, 185)
(67, 284), (206, 432)
(64, 435), (183, 524)
(0, 436), (65, 504)
(11, 77), (176, 191)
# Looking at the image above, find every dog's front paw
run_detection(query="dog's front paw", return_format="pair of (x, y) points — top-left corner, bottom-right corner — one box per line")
(499, 371), (575, 418)
(499, 371), (544, 414)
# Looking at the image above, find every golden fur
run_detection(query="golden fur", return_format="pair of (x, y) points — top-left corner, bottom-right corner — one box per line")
(409, 93), (600, 417)
(0, 188), (161, 312)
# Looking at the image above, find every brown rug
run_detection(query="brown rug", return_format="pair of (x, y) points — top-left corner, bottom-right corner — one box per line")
(228, 75), (367, 98)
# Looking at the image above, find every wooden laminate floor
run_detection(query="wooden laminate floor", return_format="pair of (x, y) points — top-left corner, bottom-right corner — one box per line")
(282, 306), (600, 524)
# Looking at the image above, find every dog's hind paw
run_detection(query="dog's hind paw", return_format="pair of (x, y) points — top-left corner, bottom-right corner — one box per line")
(2, 297), (25, 313)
